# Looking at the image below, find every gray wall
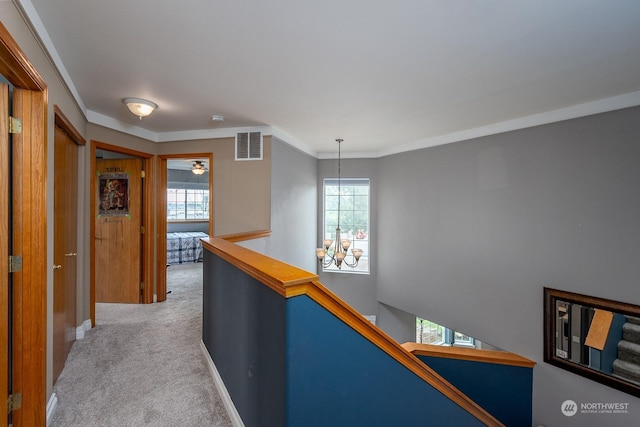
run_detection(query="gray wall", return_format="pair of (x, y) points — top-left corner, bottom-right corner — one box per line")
(318, 158), (379, 316)
(377, 303), (417, 344)
(376, 106), (640, 427)
(264, 138), (318, 272)
(167, 168), (210, 189)
(167, 222), (209, 233)
(1, 1), (89, 401)
(202, 251), (286, 427)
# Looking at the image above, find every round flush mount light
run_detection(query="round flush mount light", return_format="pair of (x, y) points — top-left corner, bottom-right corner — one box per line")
(123, 98), (157, 119)
(211, 115), (224, 122)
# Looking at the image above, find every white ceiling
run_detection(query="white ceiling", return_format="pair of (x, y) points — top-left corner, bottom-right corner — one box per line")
(17, 0), (640, 157)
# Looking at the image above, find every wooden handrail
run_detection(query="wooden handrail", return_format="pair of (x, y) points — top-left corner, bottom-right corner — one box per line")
(402, 342), (536, 368)
(202, 237), (318, 297)
(202, 237), (503, 426)
(214, 229), (272, 243)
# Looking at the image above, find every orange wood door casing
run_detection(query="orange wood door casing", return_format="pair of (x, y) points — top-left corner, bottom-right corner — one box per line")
(52, 125), (78, 383)
(0, 83), (9, 425)
(95, 158), (142, 303)
(11, 87), (47, 427)
(0, 23), (49, 426)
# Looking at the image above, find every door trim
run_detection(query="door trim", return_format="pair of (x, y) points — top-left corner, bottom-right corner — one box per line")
(0, 22), (48, 427)
(90, 141), (154, 326)
(156, 153), (214, 302)
(54, 105), (86, 146)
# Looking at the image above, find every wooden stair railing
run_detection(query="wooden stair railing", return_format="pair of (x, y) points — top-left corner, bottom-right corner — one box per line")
(402, 342), (536, 368)
(214, 229), (272, 243)
(203, 237), (505, 426)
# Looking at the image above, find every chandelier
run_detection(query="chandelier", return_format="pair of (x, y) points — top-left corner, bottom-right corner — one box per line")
(316, 139), (363, 269)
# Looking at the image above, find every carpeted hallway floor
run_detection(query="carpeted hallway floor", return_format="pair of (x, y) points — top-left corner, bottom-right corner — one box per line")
(50, 263), (233, 427)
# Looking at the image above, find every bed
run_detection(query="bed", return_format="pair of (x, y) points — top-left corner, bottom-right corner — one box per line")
(166, 232), (208, 264)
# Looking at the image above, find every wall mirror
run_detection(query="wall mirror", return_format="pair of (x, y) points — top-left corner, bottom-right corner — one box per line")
(544, 287), (640, 397)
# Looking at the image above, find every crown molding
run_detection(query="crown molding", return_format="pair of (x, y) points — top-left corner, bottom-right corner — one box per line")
(378, 91), (640, 158)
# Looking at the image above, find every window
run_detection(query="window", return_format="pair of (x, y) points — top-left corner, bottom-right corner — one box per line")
(453, 331), (475, 347)
(167, 188), (209, 221)
(322, 178), (370, 273)
(416, 317), (476, 347)
(416, 318), (445, 345)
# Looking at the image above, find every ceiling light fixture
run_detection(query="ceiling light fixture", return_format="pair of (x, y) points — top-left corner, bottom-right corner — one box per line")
(211, 115), (224, 122)
(123, 98), (157, 119)
(316, 139), (363, 269)
(192, 160), (207, 175)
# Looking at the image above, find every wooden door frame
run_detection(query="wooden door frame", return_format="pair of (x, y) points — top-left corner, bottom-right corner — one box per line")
(54, 105), (86, 147)
(90, 141), (154, 326)
(0, 23), (48, 426)
(156, 153), (214, 302)
(0, 82), (9, 426)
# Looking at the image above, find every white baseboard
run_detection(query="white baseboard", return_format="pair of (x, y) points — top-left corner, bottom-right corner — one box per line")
(46, 392), (58, 426)
(76, 319), (92, 340)
(199, 340), (244, 427)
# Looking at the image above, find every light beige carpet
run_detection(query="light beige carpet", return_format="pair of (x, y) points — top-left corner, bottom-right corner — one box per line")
(50, 263), (232, 427)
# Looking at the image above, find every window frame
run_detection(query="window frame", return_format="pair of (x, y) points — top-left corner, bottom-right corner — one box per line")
(416, 318), (446, 345)
(321, 177), (370, 274)
(416, 317), (476, 348)
(167, 188), (210, 222)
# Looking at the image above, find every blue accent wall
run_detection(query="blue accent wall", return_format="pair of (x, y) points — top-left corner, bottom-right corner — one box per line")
(203, 249), (522, 426)
(285, 296), (485, 427)
(417, 355), (533, 427)
(202, 251), (287, 427)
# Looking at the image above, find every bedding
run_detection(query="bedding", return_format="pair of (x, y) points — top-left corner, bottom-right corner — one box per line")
(166, 232), (208, 264)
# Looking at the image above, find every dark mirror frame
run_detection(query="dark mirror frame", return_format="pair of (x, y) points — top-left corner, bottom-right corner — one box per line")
(544, 287), (640, 398)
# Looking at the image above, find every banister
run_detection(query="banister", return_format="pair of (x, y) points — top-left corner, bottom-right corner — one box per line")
(214, 229), (272, 243)
(202, 237), (318, 297)
(402, 342), (536, 368)
(202, 237), (504, 426)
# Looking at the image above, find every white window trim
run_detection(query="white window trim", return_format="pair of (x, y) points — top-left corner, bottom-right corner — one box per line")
(321, 178), (370, 274)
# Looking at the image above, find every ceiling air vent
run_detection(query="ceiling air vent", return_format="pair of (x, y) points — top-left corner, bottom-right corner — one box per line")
(236, 131), (263, 161)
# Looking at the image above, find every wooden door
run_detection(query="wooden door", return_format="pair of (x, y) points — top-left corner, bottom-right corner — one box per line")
(52, 125), (78, 382)
(95, 158), (143, 303)
(1, 23), (48, 426)
(0, 83), (9, 425)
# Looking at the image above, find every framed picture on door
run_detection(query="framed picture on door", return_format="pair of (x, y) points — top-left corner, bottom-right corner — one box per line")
(98, 172), (130, 216)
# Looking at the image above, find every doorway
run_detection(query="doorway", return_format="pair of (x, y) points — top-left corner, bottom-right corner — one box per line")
(0, 22), (48, 426)
(90, 141), (154, 325)
(156, 153), (213, 302)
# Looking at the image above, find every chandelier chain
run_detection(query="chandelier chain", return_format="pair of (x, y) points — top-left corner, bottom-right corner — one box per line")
(337, 138), (342, 229)
(315, 138), (362, 269)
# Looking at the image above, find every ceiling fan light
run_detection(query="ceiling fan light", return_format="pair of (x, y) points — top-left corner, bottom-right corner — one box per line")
(123, 98), (157, 119)
(192, 161), (207, 175)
